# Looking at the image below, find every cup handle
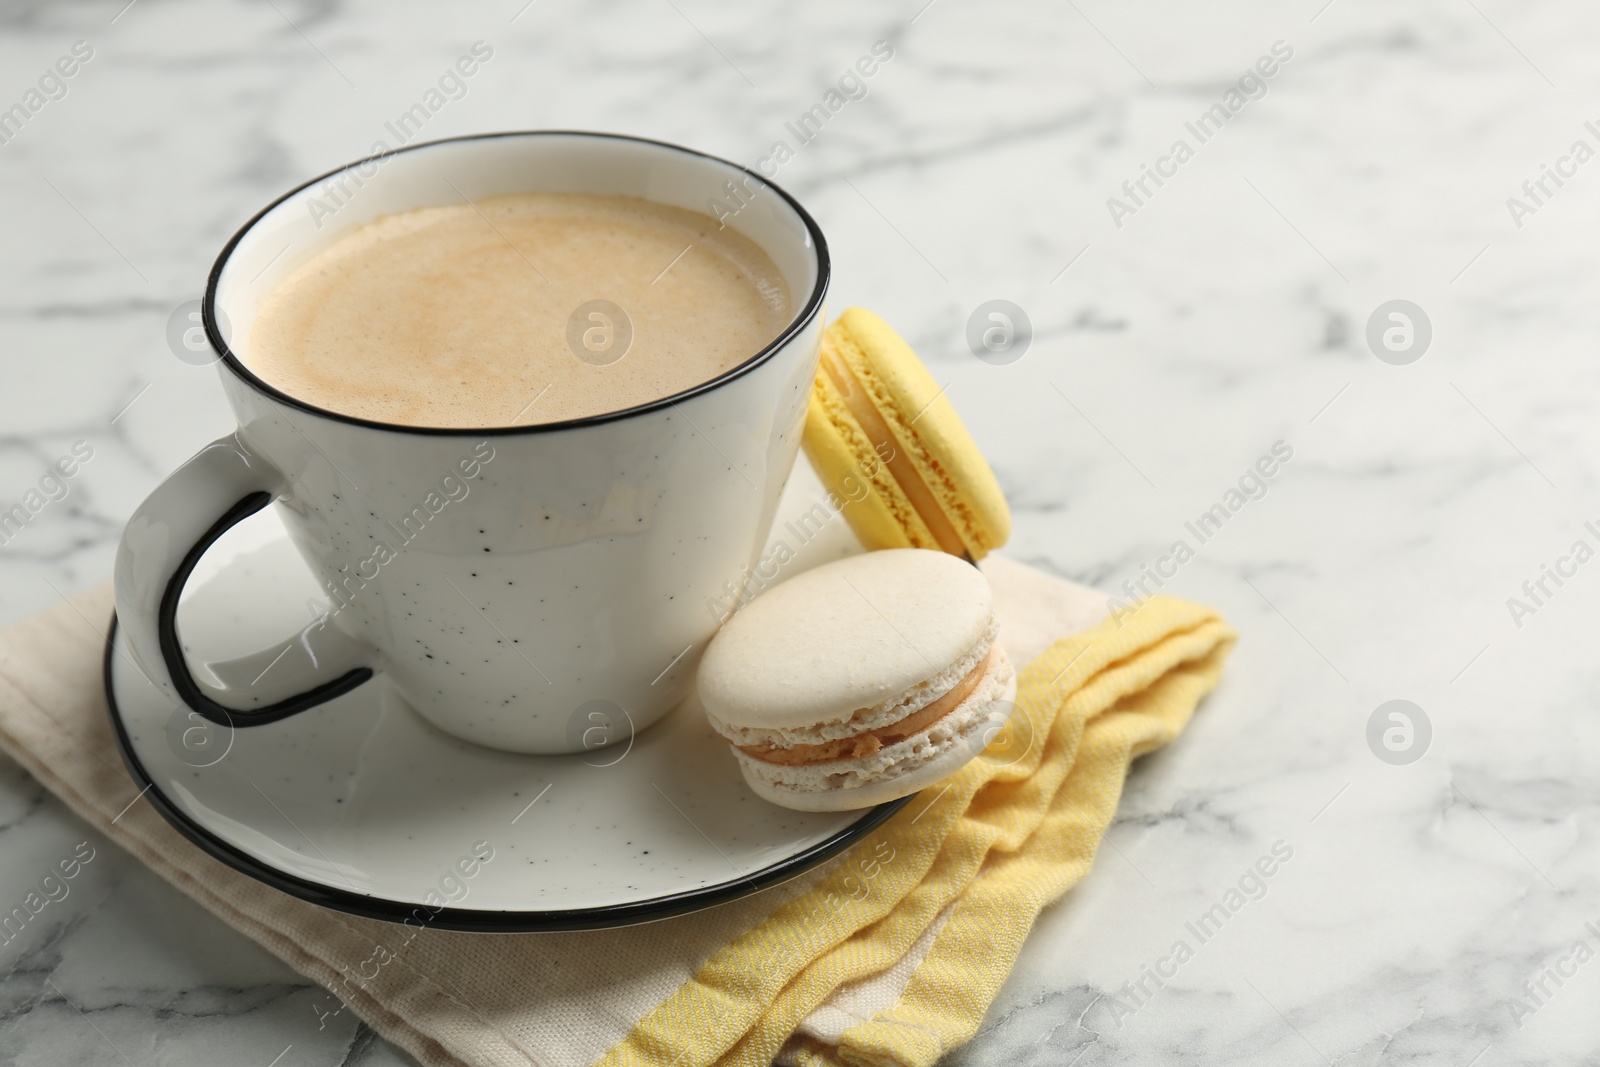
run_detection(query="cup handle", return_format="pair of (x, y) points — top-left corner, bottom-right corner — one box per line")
(113, 431), (376, 726)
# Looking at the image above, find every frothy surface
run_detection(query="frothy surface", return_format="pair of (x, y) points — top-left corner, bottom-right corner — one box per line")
(248, 193), (792, 427)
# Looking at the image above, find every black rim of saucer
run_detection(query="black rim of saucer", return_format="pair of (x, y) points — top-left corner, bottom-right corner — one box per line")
(102, 613), (912, 933)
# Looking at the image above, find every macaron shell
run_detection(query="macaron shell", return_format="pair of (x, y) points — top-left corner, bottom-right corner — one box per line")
(801, 375), (937, 553)
(830, 308), (1012, 559)
(733, 650), (1018, 812)
(696, 548), (994, 730)
(738, 731), (985, 812)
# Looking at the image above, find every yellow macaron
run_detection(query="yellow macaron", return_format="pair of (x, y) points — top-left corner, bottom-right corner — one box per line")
(802, 307), (1011, 561)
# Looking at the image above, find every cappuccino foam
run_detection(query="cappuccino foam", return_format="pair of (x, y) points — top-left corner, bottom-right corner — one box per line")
(248, 193), (793, 427)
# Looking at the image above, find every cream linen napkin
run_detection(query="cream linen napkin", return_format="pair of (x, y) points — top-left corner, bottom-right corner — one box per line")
(0, 556), (1233, 1067)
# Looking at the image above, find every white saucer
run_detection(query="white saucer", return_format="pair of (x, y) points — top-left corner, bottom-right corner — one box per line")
(104, 511), (906, 931)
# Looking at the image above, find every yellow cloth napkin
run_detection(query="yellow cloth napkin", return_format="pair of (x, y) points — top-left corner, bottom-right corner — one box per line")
(0, 558), (1233, 1067)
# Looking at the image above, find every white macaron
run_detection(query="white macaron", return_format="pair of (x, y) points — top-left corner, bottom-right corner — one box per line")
(696, 548), (1016, 812)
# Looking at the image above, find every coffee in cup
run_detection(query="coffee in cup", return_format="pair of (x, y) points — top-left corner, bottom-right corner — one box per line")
(250, 193), (793, 427)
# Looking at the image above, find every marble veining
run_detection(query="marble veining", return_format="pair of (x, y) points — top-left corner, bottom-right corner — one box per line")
(5, 0), (1600, 1063)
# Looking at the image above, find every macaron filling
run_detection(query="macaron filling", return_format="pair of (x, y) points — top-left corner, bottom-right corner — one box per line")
(819, 345), (970, 559)
(737, 647), (997, 767)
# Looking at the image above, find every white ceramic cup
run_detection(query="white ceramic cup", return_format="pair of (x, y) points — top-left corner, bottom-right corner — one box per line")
(113, 131), (829, 754)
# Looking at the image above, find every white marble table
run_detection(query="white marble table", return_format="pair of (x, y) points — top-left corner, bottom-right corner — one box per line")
(3, 0), (1598, 1062)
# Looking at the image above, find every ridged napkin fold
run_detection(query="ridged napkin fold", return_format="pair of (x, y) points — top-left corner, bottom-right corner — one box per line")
(0, 556), (1234, 1067)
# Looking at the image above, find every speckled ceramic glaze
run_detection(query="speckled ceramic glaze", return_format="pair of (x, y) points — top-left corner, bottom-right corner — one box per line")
(112, 132), (829, 753)
(106, 519), (902, 929)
